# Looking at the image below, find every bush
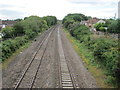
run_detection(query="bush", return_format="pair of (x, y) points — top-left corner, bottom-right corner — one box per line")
(13, 22), (25, 36)
(108, 20), (118, 34)
(1, 15), (58, 62)
(1, 36), (28, 61)
(1, 26), (14, 40)
(99, 27), (106, 32)
(94, 23), (106, 31)
(71, 25), (92, 43)
(62, 15), (119, 87)
(25, 29), (36, 39)
(43, 16), (57, 27)
(106, 76), (116, 86)
(84, 37), (119, 87)
(62, 13), (89, 29)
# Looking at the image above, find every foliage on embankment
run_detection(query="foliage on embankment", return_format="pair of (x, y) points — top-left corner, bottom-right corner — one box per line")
(62, 13), (120, 87)
(1, 15), (57, 62)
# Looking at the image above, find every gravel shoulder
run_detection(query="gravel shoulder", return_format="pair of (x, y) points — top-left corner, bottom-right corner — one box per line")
(60, 26), (98, 88)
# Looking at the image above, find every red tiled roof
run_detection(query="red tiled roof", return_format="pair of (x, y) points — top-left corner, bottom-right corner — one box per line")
(86, 18), (100, 24)
(2, 21), (17, 25)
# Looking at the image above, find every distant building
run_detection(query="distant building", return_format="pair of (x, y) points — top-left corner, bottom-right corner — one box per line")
(80, 18), (106, 32)
(85, 18), (100, 27)
(80, 21), (87, 25)
(0, 20), (17, 30)
(81, 18), (105, 27)
(2, 20), (17, 27)
(97, 20), (106, 24)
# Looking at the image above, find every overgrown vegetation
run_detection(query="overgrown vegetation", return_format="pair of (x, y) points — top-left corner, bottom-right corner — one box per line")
(1, 36), (28, 62)
(94, 19), (119, 34)
(43, 16), (57, 27)
(62, 13), (120, 87)
(64, 29), (113, 88)
(1, 15), (57, 62)
(62, 13), (90, 29)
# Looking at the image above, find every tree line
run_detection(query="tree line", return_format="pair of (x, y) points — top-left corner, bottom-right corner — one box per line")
(1, 15), (57, 62)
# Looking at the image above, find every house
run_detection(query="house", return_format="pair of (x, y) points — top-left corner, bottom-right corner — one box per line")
(86, 17), (100, 27)
(80, 18), (100, 27)
(80, 18), (106, 32)
(80, 18), (106, 27)
(0, 20), (17, 30)
(80, 21), (87, 25)
(97, 20), (106, 24)
(2, 20), (17, 27)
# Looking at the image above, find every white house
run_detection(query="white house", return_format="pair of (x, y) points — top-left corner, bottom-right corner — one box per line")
(97, 20), (106, 24)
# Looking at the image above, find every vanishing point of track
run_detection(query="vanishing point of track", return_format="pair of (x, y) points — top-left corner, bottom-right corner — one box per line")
(12, 25), (87, 89)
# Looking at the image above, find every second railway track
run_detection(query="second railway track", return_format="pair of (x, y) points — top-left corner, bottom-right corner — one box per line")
(10, 24), (97, 89)
(12, 25), (57, 89)
(57, 26), (79, 88)
(13, 25), (80, 89)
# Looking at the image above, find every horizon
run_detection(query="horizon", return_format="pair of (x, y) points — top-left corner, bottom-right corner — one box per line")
(0, 13), (118, 21)
(0, 0), (119, 20)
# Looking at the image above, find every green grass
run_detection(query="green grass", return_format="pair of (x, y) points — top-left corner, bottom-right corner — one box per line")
(63, 29), (114, 88)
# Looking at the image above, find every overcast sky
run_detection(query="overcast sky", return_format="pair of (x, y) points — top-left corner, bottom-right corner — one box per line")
(0, 0), (119, 20)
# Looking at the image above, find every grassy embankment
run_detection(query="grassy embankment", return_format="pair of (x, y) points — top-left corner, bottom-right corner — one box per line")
(63, 29), (114, 88)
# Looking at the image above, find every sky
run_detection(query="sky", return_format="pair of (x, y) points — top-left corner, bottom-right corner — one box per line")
(0, 0), (119, 20)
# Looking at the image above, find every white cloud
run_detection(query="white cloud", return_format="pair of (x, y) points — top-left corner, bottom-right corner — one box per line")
(65, 0), (119, 19)
(0, 0), (119, 20)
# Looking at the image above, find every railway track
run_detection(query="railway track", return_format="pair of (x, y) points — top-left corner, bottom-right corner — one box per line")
(11, 25), (95, 89)
(57, 26), (79, 88)
(2, 24), (98, 89)
(12, 26), (57, 89)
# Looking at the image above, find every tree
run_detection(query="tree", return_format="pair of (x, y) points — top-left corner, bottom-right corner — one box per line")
(72, 25), (91, 42)
(108, 20), (118, 33)
(13, 22), (25, 36)
(43, 16), (57, 27)
(24, 16), (48, 32)
(1, 26), (14, 39)
(14, 19), (22, 21)
(62, 13), (89, 29)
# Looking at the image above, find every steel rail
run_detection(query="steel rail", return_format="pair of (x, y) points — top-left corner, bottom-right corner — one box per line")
(13, 26), (56, 90)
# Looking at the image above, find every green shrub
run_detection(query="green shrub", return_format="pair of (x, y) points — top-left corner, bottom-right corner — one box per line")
(106, 76), (117, 86)
(72, 25), (92, 43)
(25, 29), (36, 39)
(84, 37), (119, 87)
(1, 15), (57, 62)
(1, 26), (14, 40)
(63, 17), (119, 87)
(2, 36), (28, 61)
(43, 16), (57, 27)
